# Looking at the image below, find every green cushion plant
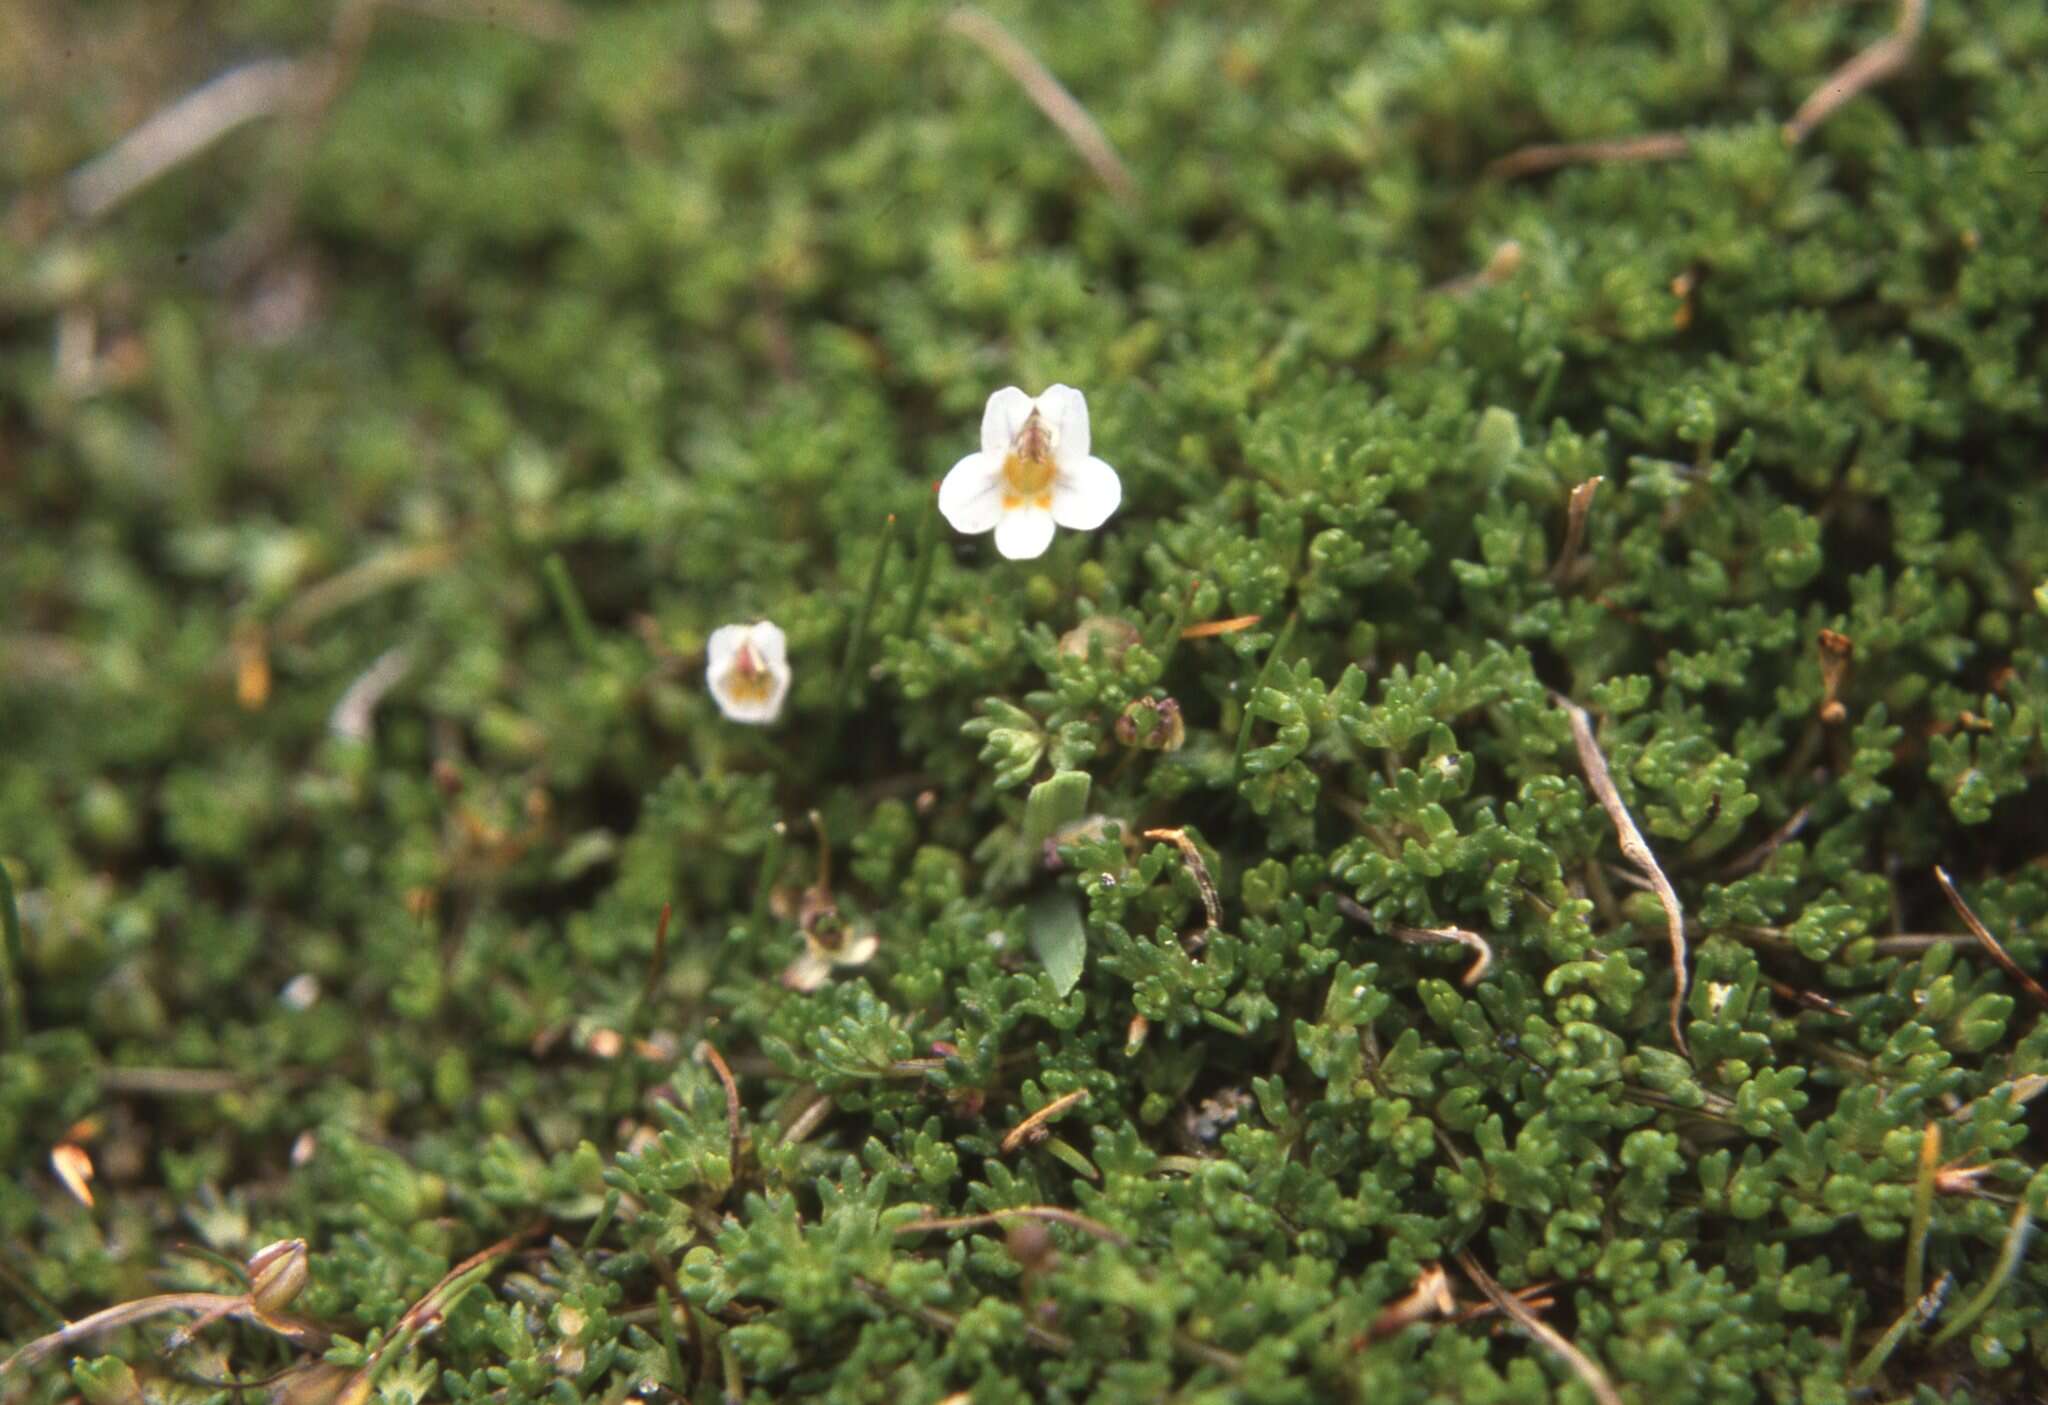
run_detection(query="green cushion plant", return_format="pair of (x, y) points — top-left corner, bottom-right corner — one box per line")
(2, 0), (2045, 1400)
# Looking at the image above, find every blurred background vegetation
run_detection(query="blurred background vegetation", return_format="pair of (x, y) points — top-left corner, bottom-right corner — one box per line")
(3, 0), (2046, 1400)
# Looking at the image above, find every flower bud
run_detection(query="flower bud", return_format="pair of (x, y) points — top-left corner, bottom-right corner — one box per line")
(247, 1237), (310, 1315)
(1114, 696), (1185, 751)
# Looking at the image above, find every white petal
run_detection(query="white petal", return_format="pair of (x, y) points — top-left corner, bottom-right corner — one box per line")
(744, 620), (788, 672)
(1050, 455), (1120, 531)
(707, 620), (791, 725)
(1034, 384), (1090, 467)
(993, 505), (1057, 560)
(782, 953), (830, 993)
(937, 452), (1003, 535)
(980, 386), (1035, 460)
(705, 623), (750, 677)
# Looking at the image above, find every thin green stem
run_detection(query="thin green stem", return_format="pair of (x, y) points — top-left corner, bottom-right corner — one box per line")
(655, 1286), (687, 1389)
(1153, 574), (1201, 674)
(896, 494), (941, 641)
(1528, 347), (1565, 423)
(542, 552), (600, 661)
(1901, 1122), (1937, 1310)
(0, 857), (23, 1047)
(581, 1189), (622, 1251)
(1232, 613), (1298, 781)
(1850, 1291), (1924, 1384)
(1928, 1200), (2033, 1347)
(829, 513), (900, 747)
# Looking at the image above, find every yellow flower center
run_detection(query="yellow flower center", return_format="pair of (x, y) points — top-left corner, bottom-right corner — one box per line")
(1001, 412), (1057, 509)
(722, 642), (776, 703)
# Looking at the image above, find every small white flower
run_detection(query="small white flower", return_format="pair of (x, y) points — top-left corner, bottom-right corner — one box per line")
(706, 620), (791, 724)
(938, 385), (1121, 560)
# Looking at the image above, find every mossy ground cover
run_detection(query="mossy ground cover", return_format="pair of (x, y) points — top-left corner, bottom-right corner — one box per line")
(4, 0), (2048, 1400)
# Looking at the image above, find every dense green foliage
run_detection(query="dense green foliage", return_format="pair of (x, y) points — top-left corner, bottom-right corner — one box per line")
(4, 0), (2048, 1400)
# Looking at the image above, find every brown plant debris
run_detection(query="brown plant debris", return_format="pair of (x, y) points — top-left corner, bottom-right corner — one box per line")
(1455, 1252), (1621, 1405)
(1553, 693), (1690, 1058)
(1934, 865), (2048, 1010)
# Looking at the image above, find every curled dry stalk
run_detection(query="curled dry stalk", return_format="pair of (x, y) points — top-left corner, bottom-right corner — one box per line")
(1552, 693), (1690, 1058)
(1, 1240), (321, 1380)
(1000, 1088), (1088, 1155)
(1142, 827), (1223, 935)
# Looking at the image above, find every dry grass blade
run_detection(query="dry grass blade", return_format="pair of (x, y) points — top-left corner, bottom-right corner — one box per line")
(1, 1292), (326, 1379)
(1551, 477), (1602, 586)
(894, 1206), (1130, 1247)
(1783, 0), (1929, 145)
(1180, 615), (1262, 639)
(1933, 866), (2048, 1010)
(1455, 1252), (1621, 1405)
(67, 57), (306, 219)
(696, 1040), (746, 1173)
(1553, 693), (1690, 1058)
(329, 1223), (542, 1400)
(945, 8), (1137, 205)
(1000, 1088), (1088, 1154)
(329, 645), (414, 742)
(1487, 131), (1691, 180)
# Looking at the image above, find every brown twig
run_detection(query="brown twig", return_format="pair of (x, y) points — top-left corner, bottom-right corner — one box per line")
(1551, 477), (1603, 586)
(96, 1066), (250, 1095)
(696, 1040), (746, 1172)
(1490, 0), (1924, 181)
(1782, 0), (1929, 145)
(1142, 828), (1222, 934)
(1388, 925), (1495, 986)
(944, 8), (1137, 204)
(1, 1291), (325, 1379)
(1864, 932), (1977, 955)
(1553, 693), (1690, 1058)
(1000, 1089), (1088, 1155)
(895, 1206), (1130, 1248)
(1455, 1252), (1621, 1405)
(1934, 866), (2048, 1010)
(1487, 131), (1691, 180)
(329, 1224), (541, 1402)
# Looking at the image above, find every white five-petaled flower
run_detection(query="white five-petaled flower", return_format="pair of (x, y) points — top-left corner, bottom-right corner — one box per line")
(706, 620), (791, 725)
(938, 385), (1120, 560)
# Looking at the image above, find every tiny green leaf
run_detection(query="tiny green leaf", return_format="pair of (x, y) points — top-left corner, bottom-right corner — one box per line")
(1022, 770), (1092, 853)
(1027, 890), (1087, 997)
